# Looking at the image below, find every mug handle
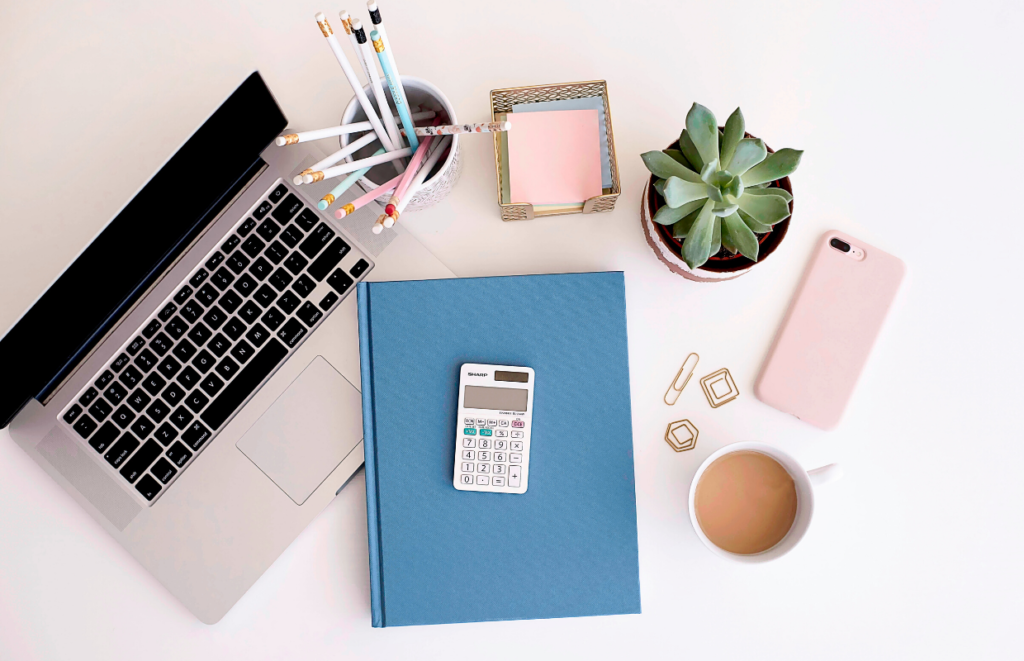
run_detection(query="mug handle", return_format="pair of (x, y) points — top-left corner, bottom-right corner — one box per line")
(808, 463), (843, 487)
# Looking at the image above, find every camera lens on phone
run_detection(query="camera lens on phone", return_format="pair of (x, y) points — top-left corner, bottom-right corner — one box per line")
(830, 238), (851, 253)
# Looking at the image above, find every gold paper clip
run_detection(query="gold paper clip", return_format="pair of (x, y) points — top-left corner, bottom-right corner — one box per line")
(664, 353), (699, 405)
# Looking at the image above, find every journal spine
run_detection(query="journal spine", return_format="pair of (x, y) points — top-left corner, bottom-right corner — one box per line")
(357, 283), (385, 627)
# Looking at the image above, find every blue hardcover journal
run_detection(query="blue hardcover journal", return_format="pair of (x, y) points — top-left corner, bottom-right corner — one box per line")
(357, 272), (640, 627)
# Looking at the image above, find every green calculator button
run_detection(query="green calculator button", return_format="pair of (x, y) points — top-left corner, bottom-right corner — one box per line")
(464, 428), (477, 435)
(479, 429), (492, 436)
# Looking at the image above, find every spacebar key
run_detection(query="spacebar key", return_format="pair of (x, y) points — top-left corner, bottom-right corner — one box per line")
(200, 339), (288, 429)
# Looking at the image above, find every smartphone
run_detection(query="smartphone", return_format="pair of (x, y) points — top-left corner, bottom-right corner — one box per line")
(754, 230), (905, 430)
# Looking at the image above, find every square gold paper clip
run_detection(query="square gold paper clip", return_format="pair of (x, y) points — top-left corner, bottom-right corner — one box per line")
(700, 368), (739, 408)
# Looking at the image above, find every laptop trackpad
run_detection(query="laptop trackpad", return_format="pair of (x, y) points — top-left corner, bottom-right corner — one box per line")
(236, 356), (363, 505)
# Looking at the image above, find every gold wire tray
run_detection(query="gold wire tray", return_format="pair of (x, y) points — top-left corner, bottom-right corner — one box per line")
(490, 80), (621, 222)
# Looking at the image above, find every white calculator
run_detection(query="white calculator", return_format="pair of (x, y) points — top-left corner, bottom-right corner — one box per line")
(453, 363), (534, 494)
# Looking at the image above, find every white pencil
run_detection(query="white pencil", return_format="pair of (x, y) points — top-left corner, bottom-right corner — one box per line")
(365, 2), (412, 135)
(275, 110), (436, 146)
(375, 137), (449, 231)
(320, 147), (384, 209)
(306, 146), (413, 183)
(293, 131), (379, 185)
(351, 18), (403, 153)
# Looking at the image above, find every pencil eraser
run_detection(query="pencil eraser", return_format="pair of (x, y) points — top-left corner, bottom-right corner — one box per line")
(338, 10), (350, 20)
(372, 223), (383, 234)
(351, 18), (362, 29)
(302, 174), (314, 184)
(318, 200), (329, 210)
(315, 12), (326, 21)
(367, 0), (377, 9)
(501, 121), (512, 130)
(292, 175), (304, 185)
(383, 216), (395, 228)
(275, 136), (286, 146)
(370, 29), (380, 39)
(335, 209), (347, 219)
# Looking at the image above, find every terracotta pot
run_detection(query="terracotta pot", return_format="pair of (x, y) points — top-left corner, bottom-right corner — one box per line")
(640, 136), (793, 282)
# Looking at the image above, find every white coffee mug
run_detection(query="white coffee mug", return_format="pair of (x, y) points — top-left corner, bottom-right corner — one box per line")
(688, 442), (842, 563)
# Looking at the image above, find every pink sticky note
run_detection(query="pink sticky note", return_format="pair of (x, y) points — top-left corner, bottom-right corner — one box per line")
(507, 109), (603, 205)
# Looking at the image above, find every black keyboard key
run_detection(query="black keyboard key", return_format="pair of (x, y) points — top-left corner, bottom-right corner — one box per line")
(165, 317), (188, 340)
(205, 251), (225, 271)
(127, 336), (146, 356)
(238, 218), (257, 236)
(158, 302), (178, 322)
(135, 474), (162, 501)
(261, 307), (286, 331)
(264, 241), (288, 265)
(118, 365), (142, 389)
(201, 339), (288, 429)
(94, 370), (114, 390)
(221, 235), (241, 254)
(238, 301), (262, 324)
(256, 219), (280, 242)
(269, 268), (293, 292)
(185, 390), (210, 413)
(195, 283), (219, 307)
(269, 184), (287, 204)
(89, 398), (113, 421)
(202, 305), (227, 330)
(294, 208), (318, 231)
(150, 333), (173, 356)
(253, 200), (273, 220)
(223, 317), (246, 340)
(134, 348), (157, 372)
(155, 423), (178, 446)
(307, 238), (350, 281)
(215, 357), (239, 380)
(192, 350), (215, 374)
(219, 290), (243, 314)
(280, 225), (303, 248)
(174, 285), (193, 305)
(233, 273), (258, 297)
(130, 415), (155, 439)
(89, 421), (120, 452)
(253, 284), (277, 308)
(276, 318), (308, 348)
(350, 258), (370, 278)
(105, 433), (139, 468)
(176, 366), (200, 390)
(73, 414), (98, 439)
(162, 383), (186, 406)
(166, 441), (192, 466)
(292, 274), (315, 298)
(276, 291), (301, 314)
(211, 267), (235, 291)
(172, 339), (197, 362)
(227, 251), (250, 274)
(142, 319), (162, 339)
(245, 323), (270, 347)
(299, 223), (335, 258)
(105, 382), (128, 405)
(111, 353), (131, 372)
(319, 291), (339, 310)
(296, 302), (323, 327)
(147, 398), (171, 423)
(183, 421), (212, 450)
(151, 458), (178, 484)
(241, 235), (266, 258)
(248, 256), (273, 281)
(272, 194), (303, 223)
(329, 268), (355, 296)
(126, 389), (151, 412)
(200, 374), (224, 397)
(187, 323), (212, 347)
(230, 339), (255, 364)
(142, 372), (166, 396)
(79, 387), (99, 407)
(157, 356), (181, 379)
(284, 251), (308, 275)
(180, 301), (202, 323)
(189, 269), (209, 288)
(170, 406), (194, 430)
(63, 404), (84, 424)
(111, 405), (136, 428)
(121, 440), (162, 483)
(208, 333), (232, 356)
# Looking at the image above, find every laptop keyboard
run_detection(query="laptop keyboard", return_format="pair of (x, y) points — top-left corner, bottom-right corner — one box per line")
(59, 181), (372, 505)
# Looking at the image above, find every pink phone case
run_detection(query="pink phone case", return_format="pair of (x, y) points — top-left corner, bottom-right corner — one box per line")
(754, 230), (905, 430)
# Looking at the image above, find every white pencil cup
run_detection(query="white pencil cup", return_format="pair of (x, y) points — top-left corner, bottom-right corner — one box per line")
(339, 76), (462, 213)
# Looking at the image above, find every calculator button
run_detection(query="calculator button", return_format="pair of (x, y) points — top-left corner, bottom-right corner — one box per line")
(511, 442), (523, 452)
(491, 476), (506, 487)
(464, 418), (475, 426)
(461, 462), (473, 472)
(475, 475), (490, 486)
(511, 431), (523, 438)
(508, 466), (522, 487)
(493, 464), (506, 475)
(499, 420), (509, 427)
(462, 438), (476, 448)
(460, 474), (473, 485)
(462, 450), (475, 460)
(463, 428), (476, 435)
(477, 463), (489, 473)
(479, 429), (492, 437)
(512, 420), (525, 428)
(510, 453), (523, 464)
(475, 418), (487, 426)
(494, 452), (506, 462)
(478, 451), (490, 461)
(495, 430), (508, 437)
(486, 419), (497, 427)
(495, 441), (506, 450)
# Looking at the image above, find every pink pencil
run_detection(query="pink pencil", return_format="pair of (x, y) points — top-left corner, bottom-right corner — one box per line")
(380, 117), (443, 222)
(334, 173), (403, 219)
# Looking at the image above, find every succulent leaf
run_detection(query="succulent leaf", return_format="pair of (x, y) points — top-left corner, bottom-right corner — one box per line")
(663, 149), (691, 167)
(700, 159), (720, 184)
(738, 208), (772, 234)
(723, 212), (760, 261)
(664, 176), (710, 208)
(678, 130), (704, 171)
(681, 200), (716, 269)
(727, 139), (768, 176)
(653, 198), (705, 225)
(710, 217), (722, 257)
(737, 193), (791, 225)
(720, 108), (745, 170)
(641, 151), (703, 183)
(744, 186), (792, 202)
(654, 178), (666, 197)
(713, 202), (739, 217)
(686, 103), (720, 169)
(721, 228), (738, 254)
(741, 148), (804, 186)
(672, 207), (703, 238)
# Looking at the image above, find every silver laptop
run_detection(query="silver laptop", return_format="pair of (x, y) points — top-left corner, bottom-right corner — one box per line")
(0, 72), (451, 623)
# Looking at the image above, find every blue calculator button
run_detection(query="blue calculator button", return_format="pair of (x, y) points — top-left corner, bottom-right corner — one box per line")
(479, 429), (493, 437)
(464, 428), (477, 435)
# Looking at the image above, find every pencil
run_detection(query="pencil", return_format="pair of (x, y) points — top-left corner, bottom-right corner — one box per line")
(319, 147), (385, 209)
(366, 0), (404, 111)
(377, 137), (449, 231)
(334, 172), (404, 219)
(275, 110), (436, 146)
(370, 29), (418, 153)
(350, 18), (403, 153)
(293, 131), (379, 185)
(403, 121), (511, 137)
(308, 146), (413, 183)
(377, 131), (439, 226)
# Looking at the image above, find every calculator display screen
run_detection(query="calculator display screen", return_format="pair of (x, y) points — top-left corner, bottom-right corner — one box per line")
(464, 385), (528, 412)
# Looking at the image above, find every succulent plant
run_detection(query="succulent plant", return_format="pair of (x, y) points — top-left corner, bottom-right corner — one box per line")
(642, 103), (803, 269)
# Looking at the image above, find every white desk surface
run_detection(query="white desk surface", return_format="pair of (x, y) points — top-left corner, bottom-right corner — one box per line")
(1, 1), (1021, 658)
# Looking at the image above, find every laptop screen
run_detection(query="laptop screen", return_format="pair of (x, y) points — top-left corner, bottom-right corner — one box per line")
(0, 72), (287, 428)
